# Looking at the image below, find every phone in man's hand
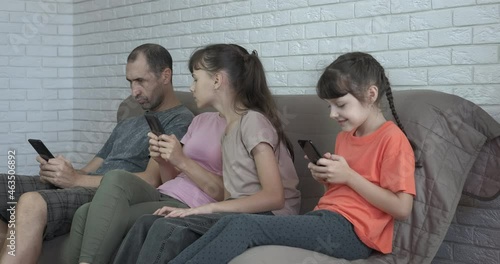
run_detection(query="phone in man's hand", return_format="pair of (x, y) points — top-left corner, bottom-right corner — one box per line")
(144, 113), (165, 136)
(298, 139), (322, 165)
(28, 139), (55, 161)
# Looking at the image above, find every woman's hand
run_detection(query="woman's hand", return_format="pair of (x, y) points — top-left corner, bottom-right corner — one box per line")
(156, 134), (187, 169)
(148, 132), (164, 162)
(153, 204), (214, 218)
(308, 153), (354, 185)
(148, 133), (187, 168)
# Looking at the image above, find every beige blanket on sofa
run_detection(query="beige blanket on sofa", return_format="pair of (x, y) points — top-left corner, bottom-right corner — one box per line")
(381, 90), (500, 264)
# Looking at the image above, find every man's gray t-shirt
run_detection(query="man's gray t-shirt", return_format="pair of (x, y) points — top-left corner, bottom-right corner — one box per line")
(94, 105), (193, 175)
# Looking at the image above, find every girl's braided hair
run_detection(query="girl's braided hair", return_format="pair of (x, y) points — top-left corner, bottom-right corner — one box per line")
(316, 52), (419, 155)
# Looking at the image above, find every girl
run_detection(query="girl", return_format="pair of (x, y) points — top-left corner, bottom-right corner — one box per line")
(168, 52), (417, 263)
(112, 44), (301, 264)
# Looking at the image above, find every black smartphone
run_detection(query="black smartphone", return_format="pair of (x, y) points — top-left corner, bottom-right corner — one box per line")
(28, 139), (55, 161)
(144, 113), (165, 136)
(298, 139), (322, 165)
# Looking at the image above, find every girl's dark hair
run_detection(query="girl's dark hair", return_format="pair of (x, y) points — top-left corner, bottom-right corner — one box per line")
(317, 52), (417, 152)
(128, 43), (173, 79)
(188, 44), (294, 159)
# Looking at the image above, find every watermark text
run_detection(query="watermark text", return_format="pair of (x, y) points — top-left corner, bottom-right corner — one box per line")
(6, 150), (17, 256)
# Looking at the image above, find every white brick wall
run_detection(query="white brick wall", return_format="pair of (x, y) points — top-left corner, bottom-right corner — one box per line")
(1, 0), (499, 261)
(0, 0), (73, 174)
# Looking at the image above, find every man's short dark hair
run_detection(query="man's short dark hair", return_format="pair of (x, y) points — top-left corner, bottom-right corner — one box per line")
(127, 43), (173, 76)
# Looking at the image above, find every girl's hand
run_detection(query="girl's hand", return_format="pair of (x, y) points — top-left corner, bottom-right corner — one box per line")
(308, 153), (353, 185)
(154, 204), (214, 218)
(157, 134), (187, 168)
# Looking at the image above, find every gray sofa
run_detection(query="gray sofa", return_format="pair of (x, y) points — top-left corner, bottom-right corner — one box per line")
(40, 90), (500, 264)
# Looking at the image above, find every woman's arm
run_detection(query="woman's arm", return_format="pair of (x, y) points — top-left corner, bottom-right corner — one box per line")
(134, 158), (175, 187)
(174, 156), (224, 202)
(156, 142), (285, 217)
(156, 134), (224, 201)
(134, 133), (181, 187)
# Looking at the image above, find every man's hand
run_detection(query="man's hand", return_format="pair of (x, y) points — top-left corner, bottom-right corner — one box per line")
(35, 155), (50, 183)
(38, 155), (82, 188)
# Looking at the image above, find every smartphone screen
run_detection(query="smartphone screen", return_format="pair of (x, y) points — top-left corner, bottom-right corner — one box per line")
(28, 139), (55, 161)
(144, 113), (165, 136)
(298, 139), (322, 165)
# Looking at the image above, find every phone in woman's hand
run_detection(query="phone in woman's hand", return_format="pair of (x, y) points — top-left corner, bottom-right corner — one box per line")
(145, 113), (165, 136)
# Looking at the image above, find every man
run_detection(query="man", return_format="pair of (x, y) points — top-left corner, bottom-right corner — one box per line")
(0, 43), (194, 264)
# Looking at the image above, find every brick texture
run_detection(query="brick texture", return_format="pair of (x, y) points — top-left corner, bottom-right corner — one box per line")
(1, 2), (499, 262)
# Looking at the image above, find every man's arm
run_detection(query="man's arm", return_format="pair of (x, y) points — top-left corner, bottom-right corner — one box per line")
(38, 156), (104, 189)
(78, 156), (104, 174)
(72, 156), (106, 187)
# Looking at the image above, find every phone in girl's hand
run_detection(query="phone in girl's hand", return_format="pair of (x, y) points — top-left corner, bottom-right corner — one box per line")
(298, 139), (322, 165)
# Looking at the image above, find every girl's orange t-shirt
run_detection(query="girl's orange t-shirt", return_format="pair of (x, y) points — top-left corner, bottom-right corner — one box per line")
(314, 121), (416, 253)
